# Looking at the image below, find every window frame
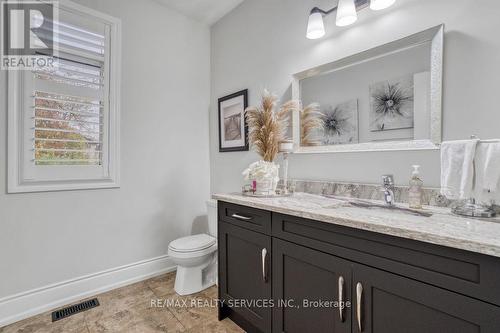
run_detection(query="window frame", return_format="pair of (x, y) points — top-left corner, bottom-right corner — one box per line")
(7, 0), (121, 193)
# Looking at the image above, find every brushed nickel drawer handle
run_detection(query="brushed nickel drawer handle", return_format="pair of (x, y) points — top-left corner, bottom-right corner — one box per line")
(356, 282), (363, 332)
(262, 248), (267, 282)
(338, 276), (344, 322)
(231, 213), (252, 221)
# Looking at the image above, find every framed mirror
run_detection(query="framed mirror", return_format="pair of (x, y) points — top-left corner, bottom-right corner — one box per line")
(291, 25), (443, 153)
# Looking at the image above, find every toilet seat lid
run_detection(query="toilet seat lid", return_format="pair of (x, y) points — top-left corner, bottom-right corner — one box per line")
(169, 234), (216, 253)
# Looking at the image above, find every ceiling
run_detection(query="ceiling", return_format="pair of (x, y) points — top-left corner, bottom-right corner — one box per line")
(155, 0), (245, 25)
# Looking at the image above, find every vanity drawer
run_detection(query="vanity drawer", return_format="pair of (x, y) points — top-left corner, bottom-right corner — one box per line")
(218, 201), (271, 234)
(272, 212), (500, 307)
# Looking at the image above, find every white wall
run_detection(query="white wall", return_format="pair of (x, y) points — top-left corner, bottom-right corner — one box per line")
(210, 0), (500, 191)
(0, 0), (210, 321)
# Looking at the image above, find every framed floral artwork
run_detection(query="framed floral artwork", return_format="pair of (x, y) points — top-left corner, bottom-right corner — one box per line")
(369, 74), (414, 131)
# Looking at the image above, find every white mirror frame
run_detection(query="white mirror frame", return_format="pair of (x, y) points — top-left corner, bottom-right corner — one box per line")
(292, 24), (444, 153)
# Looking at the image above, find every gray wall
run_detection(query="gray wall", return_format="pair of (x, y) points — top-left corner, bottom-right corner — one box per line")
(0, 0), (211, 298)
(210, 0), (500, 191)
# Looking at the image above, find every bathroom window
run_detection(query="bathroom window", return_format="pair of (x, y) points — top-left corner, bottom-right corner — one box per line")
(7, 1), (121, 193)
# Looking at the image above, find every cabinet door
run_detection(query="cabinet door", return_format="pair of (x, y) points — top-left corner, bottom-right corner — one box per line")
(218, 222), (272, 333)
(273, 239), (352, 333)
(352, 263), (500, 333)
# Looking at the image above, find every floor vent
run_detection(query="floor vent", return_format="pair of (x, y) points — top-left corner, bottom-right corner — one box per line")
(51, 298), (99, 322)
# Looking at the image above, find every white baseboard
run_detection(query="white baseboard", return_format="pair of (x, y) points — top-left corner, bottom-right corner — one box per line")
(0, 255), (176, 328)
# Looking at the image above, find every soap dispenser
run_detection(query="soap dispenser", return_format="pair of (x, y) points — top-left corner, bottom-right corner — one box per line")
(409, 165), (423, 209)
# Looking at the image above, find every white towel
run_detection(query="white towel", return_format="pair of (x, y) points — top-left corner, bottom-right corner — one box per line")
(483, 142), (500, 192)
(472, 142), (500, 204)
(440, 139), (479, 200)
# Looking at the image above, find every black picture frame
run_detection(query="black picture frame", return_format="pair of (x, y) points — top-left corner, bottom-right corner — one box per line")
(218, 89), (249, 152)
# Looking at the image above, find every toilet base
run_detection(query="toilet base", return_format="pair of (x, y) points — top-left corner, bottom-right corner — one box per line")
(174, 258), (216, 295)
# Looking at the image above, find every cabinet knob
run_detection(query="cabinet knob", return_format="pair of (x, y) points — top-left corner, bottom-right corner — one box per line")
(356, 282), (363, 332)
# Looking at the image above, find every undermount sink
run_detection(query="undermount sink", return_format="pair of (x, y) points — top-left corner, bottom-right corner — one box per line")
(325, 195), (433, 217)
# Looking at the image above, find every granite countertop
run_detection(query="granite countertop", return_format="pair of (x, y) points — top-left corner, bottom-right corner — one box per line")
(212, 192), (500, 258)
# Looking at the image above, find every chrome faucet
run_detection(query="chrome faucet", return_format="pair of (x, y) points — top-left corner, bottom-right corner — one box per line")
(382, 175), (395, 206)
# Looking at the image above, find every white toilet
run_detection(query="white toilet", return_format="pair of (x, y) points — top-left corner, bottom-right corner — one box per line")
(168, 200), (218, 295)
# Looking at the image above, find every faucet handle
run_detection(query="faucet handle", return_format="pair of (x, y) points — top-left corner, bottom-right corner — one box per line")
(382, 175), (394, 186)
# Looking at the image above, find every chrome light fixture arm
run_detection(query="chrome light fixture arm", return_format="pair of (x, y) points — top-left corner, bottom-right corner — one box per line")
(309, 6), (336, 16)
(309, 0), (369, 18)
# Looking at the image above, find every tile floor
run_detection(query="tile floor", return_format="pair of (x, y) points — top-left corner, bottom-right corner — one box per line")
(0, 272), (244, 333)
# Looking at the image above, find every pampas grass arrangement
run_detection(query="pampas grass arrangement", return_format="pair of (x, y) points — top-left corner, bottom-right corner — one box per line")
(245, 90), (297, 162)
(300, 103), (324, 146)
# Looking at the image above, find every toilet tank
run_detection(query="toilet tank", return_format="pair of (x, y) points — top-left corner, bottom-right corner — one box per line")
(206, 199), (217, 237)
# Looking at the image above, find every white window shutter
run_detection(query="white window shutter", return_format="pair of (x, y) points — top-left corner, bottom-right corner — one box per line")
(7, 1), (121, 193)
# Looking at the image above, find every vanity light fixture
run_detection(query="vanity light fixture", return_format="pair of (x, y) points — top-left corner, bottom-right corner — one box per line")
(306, 8), (326, 39)
(370, 0), (396, 10)
(306, 0), (396, 39)
(336, 0), (358, 27)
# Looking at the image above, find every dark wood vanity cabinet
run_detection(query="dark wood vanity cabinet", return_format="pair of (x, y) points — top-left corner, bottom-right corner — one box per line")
(273, 239), (352, 333)
(218, 201), (500, 333)
(218, 222), (272, 333)
(352, 263), (500, 333)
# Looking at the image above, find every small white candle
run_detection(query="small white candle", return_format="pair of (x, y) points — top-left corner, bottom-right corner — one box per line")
(279, 141), (294, 153)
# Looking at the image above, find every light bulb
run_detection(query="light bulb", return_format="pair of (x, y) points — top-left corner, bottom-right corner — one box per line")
(336, 0), (357, 27)
(306, 12), (325, 39)
(370, 0), (396, 11)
